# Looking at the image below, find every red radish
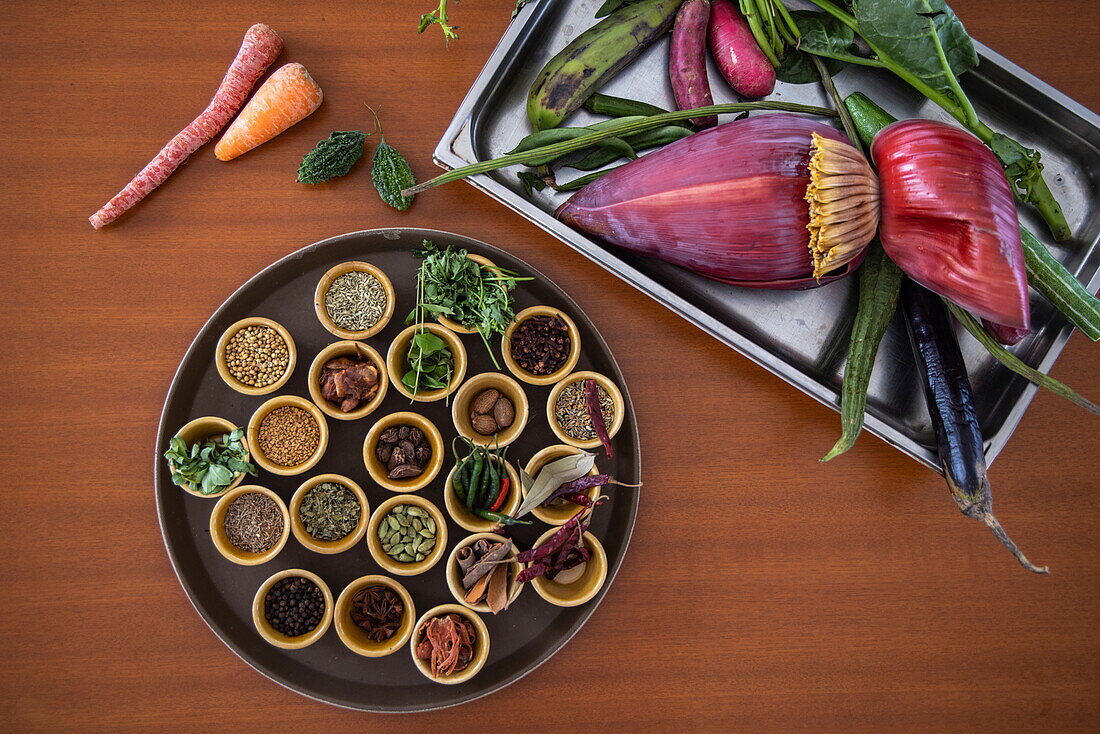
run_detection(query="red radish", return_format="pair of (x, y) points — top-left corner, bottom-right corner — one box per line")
(670, 0), (716, 128)
(873, 119), (1031, 330)
(89, 24), (283, 229)
(707, 0), (775, 99)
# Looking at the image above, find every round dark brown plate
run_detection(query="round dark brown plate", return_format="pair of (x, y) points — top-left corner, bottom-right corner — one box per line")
(155, 228), (640, 712)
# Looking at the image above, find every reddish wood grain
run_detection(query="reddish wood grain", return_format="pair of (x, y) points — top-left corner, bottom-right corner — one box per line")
(1, 1), (1097, 731)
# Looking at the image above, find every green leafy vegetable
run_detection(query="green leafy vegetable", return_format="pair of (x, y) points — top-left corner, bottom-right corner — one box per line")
(163, 428), (256, 496)
(402, 328), (454, 393)
(776, 11), (854, 84)
(406, 240), (532, 368)
(296, 131), (367, 184)
(366, 106), (415, 211)
(418, 0), (459, 43)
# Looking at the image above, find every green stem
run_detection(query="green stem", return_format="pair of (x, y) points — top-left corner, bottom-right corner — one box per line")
(741, 0), (782, 67)
(947, 302), (1100, 415)
(403, 101), (837, 195)
(811, 56), (862, 157)
(925, 16), (979, 128)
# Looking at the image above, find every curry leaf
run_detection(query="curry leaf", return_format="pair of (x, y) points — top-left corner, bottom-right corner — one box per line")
(777, 11), (855, 84)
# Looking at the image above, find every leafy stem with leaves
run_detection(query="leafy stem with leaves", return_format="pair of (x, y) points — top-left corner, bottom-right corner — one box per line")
(418, 0), (459, 44)
(164, 429), (257, 496)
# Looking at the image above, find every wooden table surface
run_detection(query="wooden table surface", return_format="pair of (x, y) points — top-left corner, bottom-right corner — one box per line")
(3, 0), (1098, 730)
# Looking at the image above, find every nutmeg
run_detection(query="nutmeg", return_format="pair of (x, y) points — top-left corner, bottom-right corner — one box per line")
(471, 414), (500, 436)
(493, 396), (515, 428)
(471, 388), (500, 415)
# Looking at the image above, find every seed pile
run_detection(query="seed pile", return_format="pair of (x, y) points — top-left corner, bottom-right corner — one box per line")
(299, 482), (360, 541)
(258, 406), (320, 466)
(350, 585), (404, 642)
(325, 270), (387, 332)
(511, 315), (571, 375)
(224, 492), (283, 553)
(378, 504), (437, 563)
(375, 425), (432, 480)
(264, 576), (325, 637)
(555, 380), (614, 441)
(469, 388), (515, 436)
(224, 325), (289, 387)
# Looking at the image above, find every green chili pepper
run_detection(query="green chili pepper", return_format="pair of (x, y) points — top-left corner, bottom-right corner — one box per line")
(465, 449), (485, 511)
(473, 509), (532, 526)
(482, 454), (500, 511)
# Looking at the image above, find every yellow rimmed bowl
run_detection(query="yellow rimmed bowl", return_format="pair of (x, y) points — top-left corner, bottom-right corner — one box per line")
(313, 261), (396, 340)
(450, 372), (529, 448)
(445, 532), (524, 614)
(252, 569), (334, 650)
(528, 529), (608, 607)
(502, 306), (582, 386)
(215, 317), (297, 396)
(546, 371), (625, 450)
(289, 474), (370, 554)
(362, 411), (444, 493)
(443, 457), (521, 533)
(366, 495), (448, 576)
(334, 575), (416, 657)
(209, 485), (290, 566)
(409, 604), (490, 685)
(167, 416), (249, 499)
(386, 323), (468, 402)
(246, 395), (329, 476)
(522, 444), (601, 526)
(307, 340), (388, 421)
(435, 253), (499, 334)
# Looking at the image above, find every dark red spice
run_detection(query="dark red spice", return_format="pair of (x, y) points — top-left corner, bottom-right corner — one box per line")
(416, 613), (477, 678)
(511, 315), (571, 375)
(584, 378), (614, 458)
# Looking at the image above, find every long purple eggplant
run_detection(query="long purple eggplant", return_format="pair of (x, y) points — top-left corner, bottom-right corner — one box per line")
(901, 278), (1047, 574)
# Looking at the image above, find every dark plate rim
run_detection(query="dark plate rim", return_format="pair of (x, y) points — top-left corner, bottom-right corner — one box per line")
(154, 227), (641, 712)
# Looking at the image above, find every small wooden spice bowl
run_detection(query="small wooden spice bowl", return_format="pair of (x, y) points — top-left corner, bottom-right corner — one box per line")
(334, 575), (416, 658)
(436, 253), (499, 334)
(307, 340), (389, 421)
(313, 261), (396, 340)
(362, 411), (444, 492)
(169, 416), (249, 499)
(289, 474), (370, 554)
(366, 494), (449, 577)
(385, 323), (468, 402)
(209, 485), (290, 566)
(502, 305), (582, 386)
(522, 444), (601, 526)
(246, 395), (329, 477)
(215, 316), (297, 396)
(410, 604), (490, 685)
(450, 372), (529, 448)
(443, 458), (522, 534)
(445, 532), (524, 614)
(529, 529), (608, 608)
(252, 568), (334, 650)
(546, 371), (625, 450)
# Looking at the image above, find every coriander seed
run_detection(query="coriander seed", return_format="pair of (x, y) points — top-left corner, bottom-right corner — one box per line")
(224, 325), (289, 388)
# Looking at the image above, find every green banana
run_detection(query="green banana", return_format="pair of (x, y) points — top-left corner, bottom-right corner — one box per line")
(526, 0), (683, 131)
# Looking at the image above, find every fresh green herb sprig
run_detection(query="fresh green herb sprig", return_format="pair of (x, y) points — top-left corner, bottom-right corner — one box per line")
(418, 0), (459, 44)
(402, 328), (454, 394)
(164, 429), (256, 495)
(406, 240), (532, 368)
(297, 131), (368, 184)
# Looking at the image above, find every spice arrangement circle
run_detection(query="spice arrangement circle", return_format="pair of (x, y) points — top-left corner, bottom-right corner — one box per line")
(154, 228), (640, 712)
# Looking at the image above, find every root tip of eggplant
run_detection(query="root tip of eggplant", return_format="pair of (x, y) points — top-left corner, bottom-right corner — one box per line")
(976, 510), (1050, 575)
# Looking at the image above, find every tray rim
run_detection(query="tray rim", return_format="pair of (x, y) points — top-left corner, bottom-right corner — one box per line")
(154, 227), (642, 713)
(430, 0), (1100, 474)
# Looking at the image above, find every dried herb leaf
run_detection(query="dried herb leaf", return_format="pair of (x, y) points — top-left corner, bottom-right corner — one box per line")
(514, 452), (596, 518)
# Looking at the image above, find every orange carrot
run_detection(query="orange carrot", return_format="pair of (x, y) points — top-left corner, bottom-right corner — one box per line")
(214, 62), (322, 161)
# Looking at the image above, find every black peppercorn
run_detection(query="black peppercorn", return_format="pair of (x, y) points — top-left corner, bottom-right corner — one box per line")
(264, 576), (325, 637)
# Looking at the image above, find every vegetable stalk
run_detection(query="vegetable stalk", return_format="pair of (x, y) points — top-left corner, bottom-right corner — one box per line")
(401, 101), (837, 196)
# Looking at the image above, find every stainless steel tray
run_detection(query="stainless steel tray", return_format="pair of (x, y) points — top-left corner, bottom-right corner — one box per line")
(434, 0), (1100, 471)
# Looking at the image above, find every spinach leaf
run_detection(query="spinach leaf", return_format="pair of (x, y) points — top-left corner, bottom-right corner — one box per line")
(852, 0), (978, 97)
(777, 11), (855, 85)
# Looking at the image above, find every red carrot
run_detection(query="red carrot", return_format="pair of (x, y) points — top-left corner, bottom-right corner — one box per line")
(89, 23), (283, 229)
(584, 379), (614, 458)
